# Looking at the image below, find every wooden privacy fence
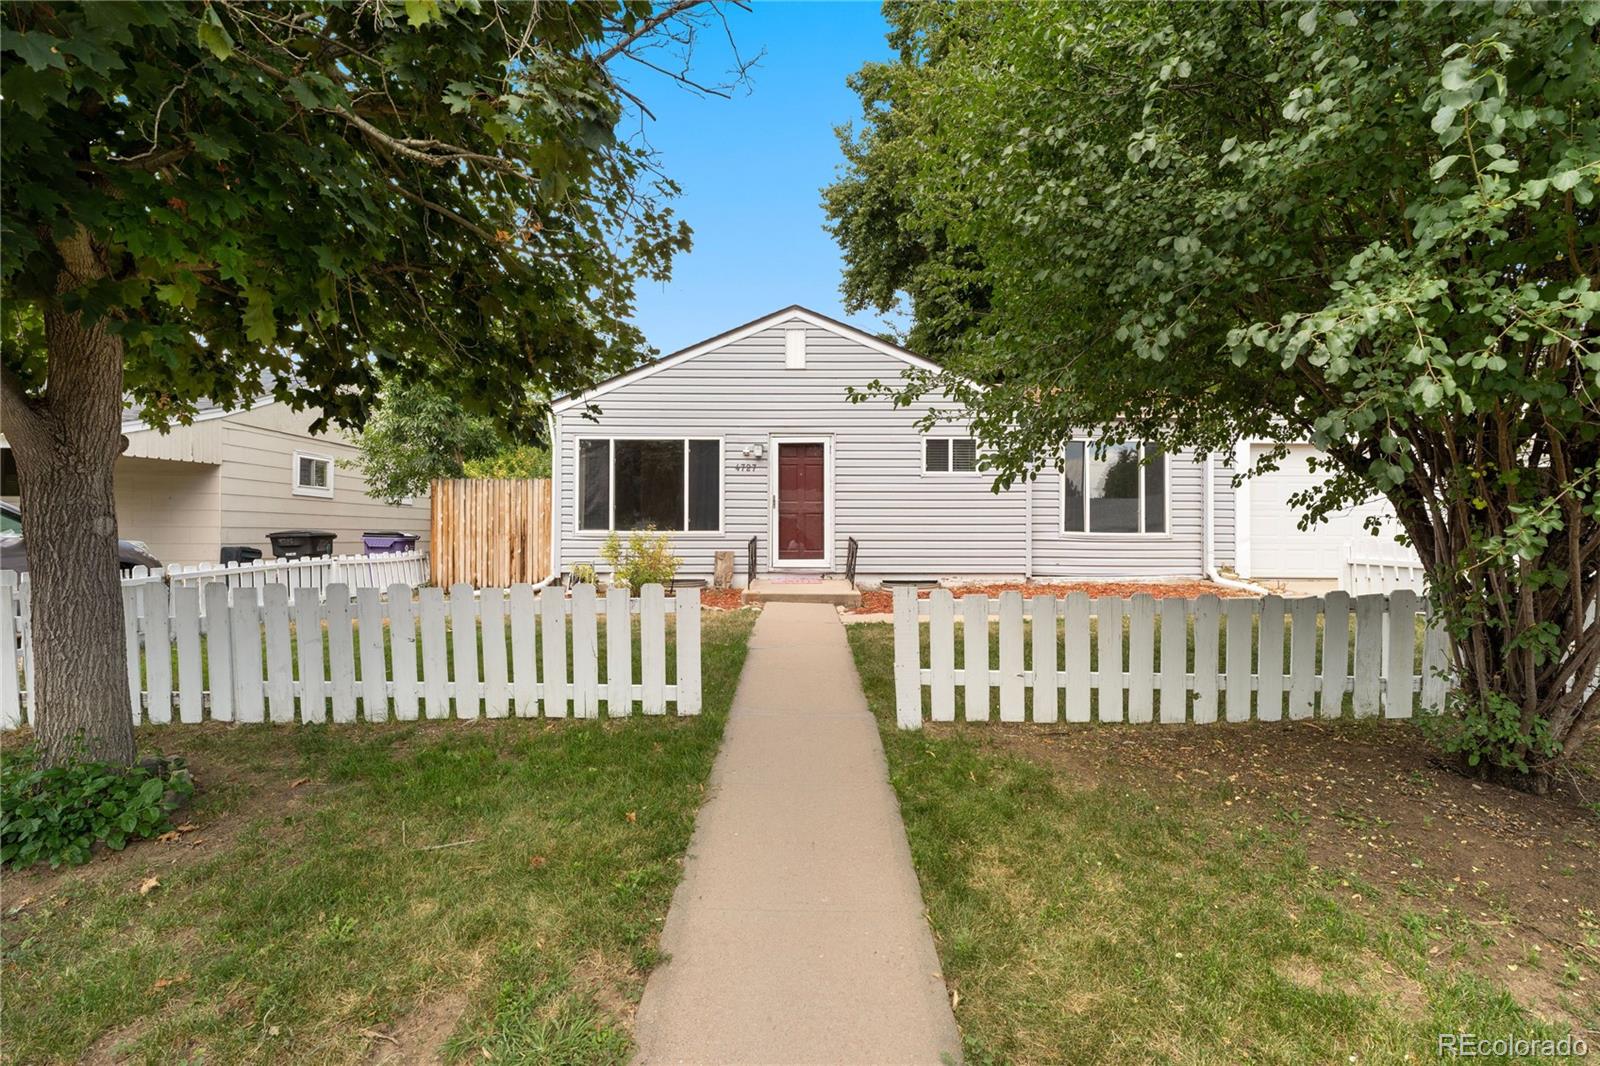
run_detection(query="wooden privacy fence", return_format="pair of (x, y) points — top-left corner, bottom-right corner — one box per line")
(892, 588), (1450, 729)
(1, 579), (699, 729)
(431, 478), (551, 589)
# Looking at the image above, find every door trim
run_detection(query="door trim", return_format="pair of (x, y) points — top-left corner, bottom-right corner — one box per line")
(768, 435), (834, 570)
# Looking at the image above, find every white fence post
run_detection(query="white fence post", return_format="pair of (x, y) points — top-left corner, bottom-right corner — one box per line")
(675, 586), (702, 716)
(893, 586), (922, 729)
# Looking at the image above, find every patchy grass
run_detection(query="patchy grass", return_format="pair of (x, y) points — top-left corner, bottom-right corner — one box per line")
(848, 622), (1599, 1065)
(1, 610), (757, 1065)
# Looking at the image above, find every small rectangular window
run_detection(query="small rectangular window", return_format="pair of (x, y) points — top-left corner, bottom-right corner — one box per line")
(925, 438), (950, 473)
(951, 438), (978, 472)
(579, 439), (610, 531)
(925, 437), (979, 473)
(1062, 442), (1085, 532)
(688, 440), (720, 531)
(293, 452), (333, 497)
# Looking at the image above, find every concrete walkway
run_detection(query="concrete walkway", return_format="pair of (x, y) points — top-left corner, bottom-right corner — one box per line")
(634, 603), (961, 1065)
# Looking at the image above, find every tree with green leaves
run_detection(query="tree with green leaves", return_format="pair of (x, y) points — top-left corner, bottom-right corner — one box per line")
(1, 0), (739, 766)
(827, 1), (1600, 787)
(351, 377), (549, 504)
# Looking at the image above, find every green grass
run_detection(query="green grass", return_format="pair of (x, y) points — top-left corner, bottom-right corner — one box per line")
(848, 621), (1593, 1065)
(2, 610), (757, 1065)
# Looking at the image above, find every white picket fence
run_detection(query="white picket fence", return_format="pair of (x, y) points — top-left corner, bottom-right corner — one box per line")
(892, 588), (1450, 729)
(0, 579), (700, 729)
(1342, 549), (1428, 595)
(124, 550), (428, 595)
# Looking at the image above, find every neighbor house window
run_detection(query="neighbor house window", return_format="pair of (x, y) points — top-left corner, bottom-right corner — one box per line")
(1062, 441), (1165, 533)
(293, 452), (333, 498)
(578, 438), (720, 532)
(924, 437), (979, 473)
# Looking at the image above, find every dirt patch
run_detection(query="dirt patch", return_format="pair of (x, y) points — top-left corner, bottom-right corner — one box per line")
(700, 588), (750, 611)
(942, 719), (1600, 1022)
(571, 948), (643, 1030)
(851, 579), (1258, 614)
(365, 989), (470, 1066)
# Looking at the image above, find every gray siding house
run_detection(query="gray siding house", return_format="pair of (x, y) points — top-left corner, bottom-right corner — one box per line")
(550, 306), (1242, 587)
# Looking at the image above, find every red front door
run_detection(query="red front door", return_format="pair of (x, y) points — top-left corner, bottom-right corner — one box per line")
(777, 442), (826, 561)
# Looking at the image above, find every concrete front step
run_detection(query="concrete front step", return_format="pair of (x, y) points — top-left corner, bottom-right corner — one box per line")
(742, 578), (860, 608)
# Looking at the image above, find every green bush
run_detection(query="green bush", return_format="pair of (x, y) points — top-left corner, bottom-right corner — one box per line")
(599, 527), (681, 594)
(1, 751), (194, 869)
(568, 562), (597, 585)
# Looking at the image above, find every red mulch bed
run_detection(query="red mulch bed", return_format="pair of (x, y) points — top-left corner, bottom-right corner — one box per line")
(700, 587), (749, 611)
(850, 579), (1257, 614)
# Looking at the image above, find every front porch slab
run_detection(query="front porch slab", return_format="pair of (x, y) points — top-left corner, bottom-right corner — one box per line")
(742, 578), (861, 608)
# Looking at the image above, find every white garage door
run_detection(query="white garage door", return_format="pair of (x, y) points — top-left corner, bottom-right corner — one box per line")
(1248, 444), (1399, 579)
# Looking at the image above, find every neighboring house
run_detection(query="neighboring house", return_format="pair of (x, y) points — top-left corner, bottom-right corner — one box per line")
(550, 305), (1416, 590)
(0, 397), (428, 566)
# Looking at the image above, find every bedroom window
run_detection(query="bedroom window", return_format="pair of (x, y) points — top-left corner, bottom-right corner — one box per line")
(293, 452), (333, 498)
(1062, 441), (1166, 533)
(578, 438), (721, 532)
(924, 437), (979, 473)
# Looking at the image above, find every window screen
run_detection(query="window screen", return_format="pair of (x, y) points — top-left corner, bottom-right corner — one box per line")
(614, 439), (684, 530)
(1062, 442), (1085, 532)
(579, 439), (610, 531)
(1088, 442), (1141, 533)
(1144, 448), (1166, 533)
(296, 455), (329, 490)
(951, 438), (978, 472)
(688, 440), (720, 531)
(1063, 440), (1166, 533)
(925, 438), (950, 473)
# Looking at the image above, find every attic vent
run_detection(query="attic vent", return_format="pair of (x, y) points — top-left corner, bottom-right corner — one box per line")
(785, 328), (806, 369)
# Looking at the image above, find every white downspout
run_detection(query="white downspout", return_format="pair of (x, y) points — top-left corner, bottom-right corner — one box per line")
(1202, 452), (1269, 595)
(547, 410), (561, 579)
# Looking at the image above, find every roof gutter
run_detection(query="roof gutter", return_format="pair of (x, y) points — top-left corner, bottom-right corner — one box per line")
(1202, 452), (1270, 595)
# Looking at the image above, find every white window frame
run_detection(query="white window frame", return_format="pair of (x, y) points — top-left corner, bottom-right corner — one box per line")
(922, 436), (980, 475)
(292, 451), (334, 498)
(1060, 440), (1170, 536)
(574, 435), (724, 534)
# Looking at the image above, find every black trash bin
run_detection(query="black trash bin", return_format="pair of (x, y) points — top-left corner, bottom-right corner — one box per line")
(266, 530), (336, 559)
(221, 545), (263, 565)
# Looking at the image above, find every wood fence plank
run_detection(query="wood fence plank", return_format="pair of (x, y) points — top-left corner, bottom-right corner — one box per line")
(293, 588), (325, 723)
(570, 583), (598, 718)
(1126, 594), (1155, 723)
(142, 582), (172, 724)
(1063, 591), (1091, 722)
(1386, 589), (1418, 718)
(962, 594), (990, 721)
(1352, 593), (1384, 717)
(1320, 591), (1351, 718)
(449, 583), (480, 719)
(419, 586), (449, 719)
(1420, 608), (1451, 714)
(1096, 597), (1123, 723)
(1257, 595), (1286, 722)
(676, 586), (702, 715)
(481, 586), (510, 718)
(1224, 597), (1253, 722)
(263, 585), (295, 723)
(0, 577), (19, 730)
(1158, 596), (1187, 723)
(231, 594), (265, 723)
(1030, 595), (1058, 724)
(429, 478), (552, 588)
(388, 585), (420, 721)
(510, 583), (539, 716)
(894, 587), (922, 728)
(605, 586), (632, 716)
(18, 577), (34, 725)
(204, 583), (234, 722)
(1192, 597), (1220, 723)
(998, 591), (1025, 722)
(540, 586), (568, 717)
(325, 585), (357, 724)
(929, 589), (956, 722)
(173, 585), (203, 724)
(641, 584), (666, 715)
(123, 585), (142, 723)
(1288, 596), (1320, 719)
(356, 587), (388, 722)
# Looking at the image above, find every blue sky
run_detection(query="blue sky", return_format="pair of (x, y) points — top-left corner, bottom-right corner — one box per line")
(617, 1), (900, 355)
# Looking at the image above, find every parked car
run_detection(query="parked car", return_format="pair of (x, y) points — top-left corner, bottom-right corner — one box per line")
(0, 501), (163, 575)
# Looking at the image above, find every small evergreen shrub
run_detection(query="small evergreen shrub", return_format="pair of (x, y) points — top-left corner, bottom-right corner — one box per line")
(599, 527), (681, 593)
(1, 750), (194, 869)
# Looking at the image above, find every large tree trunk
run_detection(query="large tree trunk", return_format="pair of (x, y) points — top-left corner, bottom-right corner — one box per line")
(0, 228), (135, 767)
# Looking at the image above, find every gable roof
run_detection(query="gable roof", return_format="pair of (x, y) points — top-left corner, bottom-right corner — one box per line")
(549, 305), (938, 415)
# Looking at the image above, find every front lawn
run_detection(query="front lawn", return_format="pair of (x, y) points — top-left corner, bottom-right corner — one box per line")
(848, 622), (1599, 1065)
(1, 609), (756, 1065)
